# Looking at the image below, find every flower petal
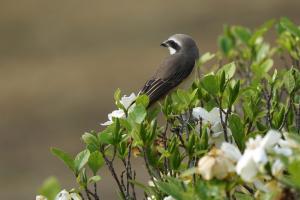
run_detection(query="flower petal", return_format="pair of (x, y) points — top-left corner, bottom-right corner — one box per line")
(236, 150), (258, 182)
(221, 142), (242, 162)
(110, 109), (126, 118)
(120, 93), (136, 109)
(261, 130), (281, 149)
(70, 193), (82, 200)
(55, 190), (71, 200)
(198, 156), (215, 180)
(272, 159), (284, 176)
(101, 120), (113, 126)
(273, 145), (292, 156)
(192, 107), (210, 122)
(163, 196), (175, 200)
(36, 196), (48, 200)
(214, 156), (231, 179)
(211, 122), (223, 134)
(208, 107), (222, 123)
(253, 147), (268, 165)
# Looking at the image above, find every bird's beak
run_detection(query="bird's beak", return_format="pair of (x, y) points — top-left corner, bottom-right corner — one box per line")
(160, 41), (168, 47)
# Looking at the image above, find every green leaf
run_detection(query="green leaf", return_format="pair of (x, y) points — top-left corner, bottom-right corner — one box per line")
(198, 52), (215, 65)
(234, 192), (254, 200)
(88, 151), (104, 174)
(82, 132), (99, 152)
(169, 147), (182, 170)
(285, 69), (296, 94)
(219, 71), (226, 93)
(128, 104), (147, 124)
(156, 177), (194, 200)
(74, 150), (90, 175)
(229, 80), (240, 106)
(252, 59), (273, 77)
(38, 177), (61, 200)
(232, 26), (251, 44)
(217, 62), (236, 79)
(77, 168), (88, 187)
(117, 140), (128, 158)
(112, 118), (122, 144)
(287, 158), (300, 188)
(51, 148), (75, 172)
(199, 128), (208, 150)
(201, 74), (219, 95)
(218, 35), (234, 55)
(260, 58), (273, 73)
(88, 175), (102, 184)
(98, 126), (114, 145)
(256, 43), (270, 62)
(114, 88), (121, 102)
(135, 94), (149, 107)
(177, 89), (191, 106)
(250, 19), (274, 45)
(180, 167), (198, 178)
(228, 114), (245, 151)
(280, 17), (300, 37)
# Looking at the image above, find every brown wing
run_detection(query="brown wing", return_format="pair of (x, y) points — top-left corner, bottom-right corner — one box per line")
(139, 54), (195, 106)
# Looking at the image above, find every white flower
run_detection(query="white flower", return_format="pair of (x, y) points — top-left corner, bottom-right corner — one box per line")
(36, 195), (48, 200)
(236, 130), (281, 182)
(101, 93), (136, 126)
(147, 195), (156, 200)
(198, 142), (240, 180)
(192, 107), (232, 147)
(273, 145), (292, 156)
(164, 196), (175, 200)
(192, 107), (223, 124)
(55, 190), (82, 200)
(221, 142), (242, 162)
(120, 93), (136, 109)
(55, 190), (69, 200)
(148, 177), (158, 187)
(271, 159), (284, 176)
(280, 133), (299, 149)
(101, 109), (126, 126)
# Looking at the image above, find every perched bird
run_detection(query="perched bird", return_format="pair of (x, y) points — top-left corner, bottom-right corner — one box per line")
(139, 34), (200, 107)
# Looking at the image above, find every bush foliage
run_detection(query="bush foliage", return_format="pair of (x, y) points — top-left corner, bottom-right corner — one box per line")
(38, 17), (300, 200)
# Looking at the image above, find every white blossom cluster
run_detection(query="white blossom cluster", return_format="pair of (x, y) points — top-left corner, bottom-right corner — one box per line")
(100, 98), (298, 199)
(193, 107), (296, 184)
(36, 190), (82, 200)
(101, 93), (136, 126)
(192, 107), (233, 147)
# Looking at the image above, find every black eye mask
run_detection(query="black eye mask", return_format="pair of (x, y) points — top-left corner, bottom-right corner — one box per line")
(167, 40), (181, 51)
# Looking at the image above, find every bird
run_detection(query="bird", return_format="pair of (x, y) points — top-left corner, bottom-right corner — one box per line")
(139, 34), (200, 107)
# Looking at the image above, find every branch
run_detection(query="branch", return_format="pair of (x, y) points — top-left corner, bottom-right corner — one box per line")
(262, 82), (273, 128)
(100, 147), (126, 199)
(218, 96), (229, 142)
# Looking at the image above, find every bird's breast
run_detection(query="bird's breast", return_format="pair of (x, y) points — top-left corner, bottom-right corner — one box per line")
(176, 64), (197, 90)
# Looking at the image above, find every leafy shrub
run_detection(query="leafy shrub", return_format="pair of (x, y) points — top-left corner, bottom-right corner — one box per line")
(37, 17), (300, 200)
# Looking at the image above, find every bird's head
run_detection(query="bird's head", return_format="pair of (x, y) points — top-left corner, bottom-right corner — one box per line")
(160, 34), (199, 59)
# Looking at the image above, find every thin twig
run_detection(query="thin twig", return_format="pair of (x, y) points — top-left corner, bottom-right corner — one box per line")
(218, 96), (228, 142)
(262, 81), (273, 128)
(85, 188), (92, 200)
(93, 183), (100, 200)
(100, 147), (126, 199)
(78, 192), (85, 200)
